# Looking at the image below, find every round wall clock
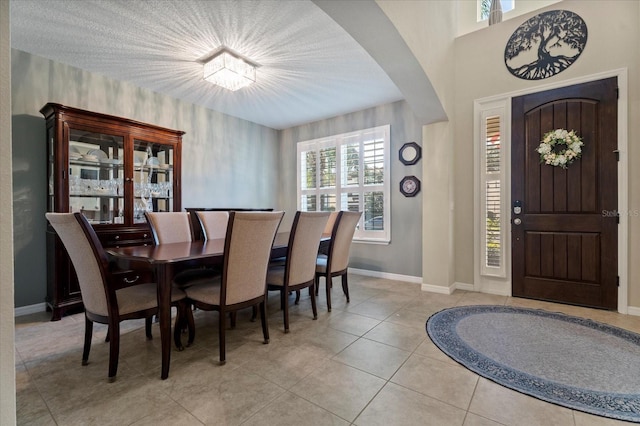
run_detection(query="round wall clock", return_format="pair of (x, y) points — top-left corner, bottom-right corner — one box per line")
(399, 142), (422, 166)
(400, 176), (420, 197)
(504, 10), (587, 80)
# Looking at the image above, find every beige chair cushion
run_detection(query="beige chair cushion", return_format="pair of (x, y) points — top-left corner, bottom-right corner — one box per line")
(116, 283), (186, 315)
(184, 278), (221, 305)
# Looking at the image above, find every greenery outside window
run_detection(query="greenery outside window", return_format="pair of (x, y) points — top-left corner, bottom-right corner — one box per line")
(297, 125), (390, 243)
(478, 0), (515, 21)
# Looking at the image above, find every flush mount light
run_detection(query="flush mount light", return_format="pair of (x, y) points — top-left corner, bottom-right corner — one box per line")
(202, 47), (257, 91)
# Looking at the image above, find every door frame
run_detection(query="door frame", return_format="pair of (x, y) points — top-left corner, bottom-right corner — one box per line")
(473, 68), (629, 313)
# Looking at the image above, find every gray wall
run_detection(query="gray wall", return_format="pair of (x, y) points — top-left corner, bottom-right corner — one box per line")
(12, 49), (424, 308)
(279, 100), (423, 277)
(12, 49), (279, 307)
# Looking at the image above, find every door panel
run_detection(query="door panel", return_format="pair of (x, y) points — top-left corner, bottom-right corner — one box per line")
(512, 77), (617, 309)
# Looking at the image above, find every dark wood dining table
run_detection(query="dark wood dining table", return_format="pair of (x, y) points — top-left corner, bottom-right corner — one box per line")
(106, 232), (328, 380)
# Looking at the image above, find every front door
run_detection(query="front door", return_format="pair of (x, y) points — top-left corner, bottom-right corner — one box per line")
(511, 77), (618, 310)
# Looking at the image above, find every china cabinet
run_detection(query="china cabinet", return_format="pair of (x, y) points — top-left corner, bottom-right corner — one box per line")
(41, 103), (183, 320)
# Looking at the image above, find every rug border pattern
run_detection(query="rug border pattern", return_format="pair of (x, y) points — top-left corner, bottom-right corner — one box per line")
(426, 305), (640, 423)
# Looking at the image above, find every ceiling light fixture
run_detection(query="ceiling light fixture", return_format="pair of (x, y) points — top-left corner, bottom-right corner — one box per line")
(202, 47), (256, 91)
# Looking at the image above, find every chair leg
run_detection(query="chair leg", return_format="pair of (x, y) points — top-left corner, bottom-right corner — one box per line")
(250, 305), (257, 322)
(280, 290), (286, 311)
(145, 316), (153, 340)
(260, 301), (270, 344)
(310, 284), (318, 320)
(295, 290), (301, 305)
(341, 273), (350, 303)
(186, 304), (195, 347)
(219, 311), (226, 365)
(107, 321), (120, 382)
(173, 303), (184, 351)
(230, 312), (237, 328)
(315, 275), (320, 296)
(325, 276), (332, 312)
(283, 289), (290, 333)
(82, 315), (93, 366)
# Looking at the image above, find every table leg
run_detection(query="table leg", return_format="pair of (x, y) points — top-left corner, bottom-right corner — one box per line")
(157, 264), (173, 380)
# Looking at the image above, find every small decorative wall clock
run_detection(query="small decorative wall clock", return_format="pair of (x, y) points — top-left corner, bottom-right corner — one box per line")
(400, 176), (420, 197)
(504, 10), (587, 80)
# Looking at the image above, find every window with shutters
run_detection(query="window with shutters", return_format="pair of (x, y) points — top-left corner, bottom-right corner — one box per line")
(479, 107), (506, 277)
(297, 125), (390, 243)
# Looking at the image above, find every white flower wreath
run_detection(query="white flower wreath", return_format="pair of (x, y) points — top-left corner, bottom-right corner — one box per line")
(536, 129), (584, 169)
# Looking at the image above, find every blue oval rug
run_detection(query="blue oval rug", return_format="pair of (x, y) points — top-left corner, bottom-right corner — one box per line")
(426, 305), (640, 423)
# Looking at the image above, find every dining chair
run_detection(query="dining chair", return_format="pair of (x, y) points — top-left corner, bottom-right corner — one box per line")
(181, 211), (285, 364)
(195, 210), (230, 241)
(266, 211), (329, 333)
(45, 212), (191, 381)
(315, 211), (362, 312)
(324, 211), (339, 236)
(145, 211), (217, 287)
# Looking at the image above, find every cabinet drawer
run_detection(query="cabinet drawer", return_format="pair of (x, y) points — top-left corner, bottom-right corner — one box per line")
(97, 227), (153, 248)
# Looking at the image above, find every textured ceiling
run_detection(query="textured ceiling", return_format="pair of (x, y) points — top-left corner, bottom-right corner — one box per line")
(10, 0), (412, 129)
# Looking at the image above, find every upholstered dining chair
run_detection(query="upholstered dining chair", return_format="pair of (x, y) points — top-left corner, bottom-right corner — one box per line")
(323, 211), (339, 236)
(315, 211), (362, 312)
(45, 212), (190, 381)
(181, 211), (284, 364)
(266, 211), (329, 333)
(195, 210), (230, 241)
(145, 211), (217, 287)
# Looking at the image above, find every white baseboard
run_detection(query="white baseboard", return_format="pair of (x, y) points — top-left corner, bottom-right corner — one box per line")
(421, 282), (456, 295)
(15, 302), (47, 317)
(454, 281), (475, 292)
(349, 268), (422, 284)
(626, 306), (640, 317)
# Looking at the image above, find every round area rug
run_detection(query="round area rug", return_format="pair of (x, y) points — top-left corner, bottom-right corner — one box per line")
(426, 305), (640, 423)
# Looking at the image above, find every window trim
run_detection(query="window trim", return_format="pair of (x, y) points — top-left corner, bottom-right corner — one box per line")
(474, 99), (509, 281)
(296, 125), (391, 243)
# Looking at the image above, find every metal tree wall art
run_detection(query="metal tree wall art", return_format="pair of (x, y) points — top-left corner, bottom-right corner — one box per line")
(504, 10), (587, 80)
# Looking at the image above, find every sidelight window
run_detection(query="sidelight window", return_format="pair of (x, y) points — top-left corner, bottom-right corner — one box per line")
(478, 106), (507, 278)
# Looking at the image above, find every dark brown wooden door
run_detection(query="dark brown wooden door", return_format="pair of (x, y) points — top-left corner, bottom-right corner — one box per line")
(511, 77), (618, 309)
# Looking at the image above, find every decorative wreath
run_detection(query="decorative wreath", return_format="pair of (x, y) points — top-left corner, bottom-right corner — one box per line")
(536, 129), (584, 169)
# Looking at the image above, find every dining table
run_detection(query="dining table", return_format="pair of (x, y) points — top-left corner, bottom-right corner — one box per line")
(106, 232), (329, 380)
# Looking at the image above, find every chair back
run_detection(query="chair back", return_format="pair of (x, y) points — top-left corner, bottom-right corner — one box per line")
(328, 211), (362, 272)
(146, 212), (193, 244)
(45, 213), (111, 317)
(323, 211), (339, 235)
(286, 212), (330, 285)
(195, 211), (230, 241)
(222, 211), (284, 305)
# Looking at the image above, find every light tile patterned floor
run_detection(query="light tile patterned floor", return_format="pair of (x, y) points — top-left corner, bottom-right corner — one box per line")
(15, 274), (640, 425)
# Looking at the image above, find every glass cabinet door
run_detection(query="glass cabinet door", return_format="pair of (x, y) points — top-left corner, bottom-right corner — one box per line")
(133, 139), (174, 224)
(68, 129), (124, 225)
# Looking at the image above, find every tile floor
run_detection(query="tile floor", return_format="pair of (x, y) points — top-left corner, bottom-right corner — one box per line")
(15, 274), (640, 425)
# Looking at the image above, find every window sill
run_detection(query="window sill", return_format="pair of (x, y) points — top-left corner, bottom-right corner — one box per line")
(354, 238), (390, 246)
